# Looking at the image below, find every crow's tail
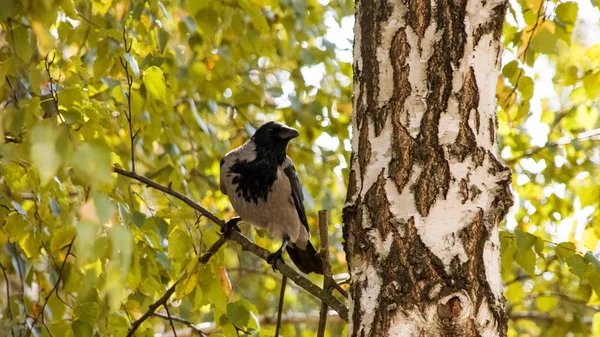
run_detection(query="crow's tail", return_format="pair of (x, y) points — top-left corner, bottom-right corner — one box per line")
(286, 240), (323, 274)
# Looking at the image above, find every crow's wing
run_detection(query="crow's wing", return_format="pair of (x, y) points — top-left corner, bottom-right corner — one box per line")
(283, 163), (308, 231)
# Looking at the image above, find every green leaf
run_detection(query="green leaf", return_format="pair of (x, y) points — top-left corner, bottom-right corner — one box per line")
(72, 140), (112, 183)
(107, 313), (130, 336)
(227, 300), (250, 329)
(515, 249), (536, 276)
(167, 228), (192, 260)
(563, 65), (579, 86)
(500, 231), (517, 274)
(208, 281), (229, 311)
(555, 242), (576, 262)
(583, 72), (600, 99)
(584, 252), (600, 273)
(514, 230), (537, 253)
(533, 237), (545, 257)
(123, 53), (140, 78)
(556, 2), (578, 25)
(110, 224), (133, 277)
(502, 60), (521, 85)
(519, 76), (534, 100)
(530, 28), (558, 54)
(30, 123), (61, 185)
(10, 26), (33, 62)
(566, 254), (587, 278)
(74, 302), (100, 325)
(95, 194), (116, 224)
(535, 296), (558, 312)
(71, 320), (93, 337)
(51, 226), (76, 251)
(94, 54), (114, 79)
(4, 214), (29, 242)
(143, 66), (167, 102)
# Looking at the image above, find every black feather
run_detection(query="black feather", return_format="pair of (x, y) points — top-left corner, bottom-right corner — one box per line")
(287, 241), (323, 274)
(283, 165), (323, 274)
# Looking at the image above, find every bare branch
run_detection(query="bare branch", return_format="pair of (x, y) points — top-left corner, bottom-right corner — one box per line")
(119, 34), (136, 172)
(198, 236), (228, 264)
(112, 167), (349, 321)
(506, 128), (600, 165)
(126, 282), (178, 337)
(164, 304), (178, 337)
(0, 263), (16, 337)
(317, 210), (331, 337)
(275, 275), (287, 337)
(25, 236), (75, 337)
(152, 312), (208, 336)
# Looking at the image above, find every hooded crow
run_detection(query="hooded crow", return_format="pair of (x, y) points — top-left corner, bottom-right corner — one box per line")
(219, 121), (323, 274)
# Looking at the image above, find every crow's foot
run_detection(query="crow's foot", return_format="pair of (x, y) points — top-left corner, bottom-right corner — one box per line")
(221, 217), (241, 238)
(266, 249), (285, 272)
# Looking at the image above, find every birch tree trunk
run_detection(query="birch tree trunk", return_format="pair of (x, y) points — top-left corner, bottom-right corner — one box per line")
(343, 1), (513, 336)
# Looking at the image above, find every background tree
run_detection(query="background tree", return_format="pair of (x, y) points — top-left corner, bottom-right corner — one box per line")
(0, 0), (599, 336)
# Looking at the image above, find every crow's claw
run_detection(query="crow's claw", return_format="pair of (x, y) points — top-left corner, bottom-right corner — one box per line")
(266, 250), (284, 272)
(221, 217), (241, 238)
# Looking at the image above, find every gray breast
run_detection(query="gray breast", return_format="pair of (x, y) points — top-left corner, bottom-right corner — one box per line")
(220, 155), (309, 245)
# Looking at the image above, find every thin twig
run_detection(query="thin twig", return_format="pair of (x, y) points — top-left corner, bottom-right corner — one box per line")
(126, 282), (178, 337)
(275, 275), (287, 337)
(317, 210), (331, 337)
(112, 167), (349, 321)
(5, 76), (20, 109)
(14, 246), (28, 335)
(25, 237), (75, 337)
(506, 128), (600, 164)
(198, 236), (228, 263)
(0, 263), (16, 337)
(164, 304), (178, 337)
(119, 29), (136, 172)
(504, 0), (546, 107)
(152, 312), (208, 336)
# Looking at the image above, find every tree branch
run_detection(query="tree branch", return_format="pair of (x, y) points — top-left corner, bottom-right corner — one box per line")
(126, 282), (178, 337)
(119, 29), (136, 173)
(506, 128), (600, 165)
(198, 236), (228, 264)
(275, 275), (287, 337)
(317, 210), (332, 337)
(152, 312), (208, 336)
(25, 237), (75, 337)
(112, 167), (349, 322)
(0, 263), (16, 337)
(164, 304), (178, 337)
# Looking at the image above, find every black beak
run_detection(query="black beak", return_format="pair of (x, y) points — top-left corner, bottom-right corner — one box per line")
(278, 126), (300, 140)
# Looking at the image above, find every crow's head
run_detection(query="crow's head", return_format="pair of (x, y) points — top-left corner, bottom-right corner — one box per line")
(251, 121), (299, 152)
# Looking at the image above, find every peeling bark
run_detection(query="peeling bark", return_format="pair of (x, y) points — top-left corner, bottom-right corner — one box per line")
(344, 1), (512, 336)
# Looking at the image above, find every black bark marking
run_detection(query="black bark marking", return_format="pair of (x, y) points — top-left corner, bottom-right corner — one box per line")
(357, 0), (393, 136)
(364, 169), (394, 238)
(388, 28), (415, 193)
(370, 217), (448, 337)
(358, 121), (372, 183)
(448, 66), (486, 167)
(404, 0), (431, 52)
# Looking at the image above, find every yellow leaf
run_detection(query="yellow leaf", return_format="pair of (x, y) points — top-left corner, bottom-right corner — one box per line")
(143, 66), (167, 102)
(586, 44), (600, 61)
(183, 273), (198, 295)
(218, 266), (232, 296)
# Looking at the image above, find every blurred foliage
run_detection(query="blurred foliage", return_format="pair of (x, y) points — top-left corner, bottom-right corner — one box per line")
(0, 0), (600, 336)
(499, 0), (600, 336)
(0, 0), (352, 336)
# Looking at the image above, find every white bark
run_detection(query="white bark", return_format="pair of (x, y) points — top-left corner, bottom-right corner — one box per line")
(344, 1), (512, 336)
